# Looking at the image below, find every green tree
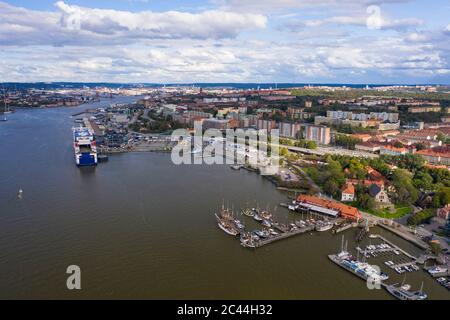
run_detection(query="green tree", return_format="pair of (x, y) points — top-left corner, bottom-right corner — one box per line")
(357, 191), (376, 211)
(280, 147), (289, 157)
(413, 171), (434, 191)
(324, 180), (340, 198)
(348, 159), (367, 180)
(415, 143), (426, 151)
(392, 169), (419, 204)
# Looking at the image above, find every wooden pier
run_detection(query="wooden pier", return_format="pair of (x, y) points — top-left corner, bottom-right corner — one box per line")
(369, 234), (417, 260)
(251, 225), (316, 248)
(391, 261), (418, 270)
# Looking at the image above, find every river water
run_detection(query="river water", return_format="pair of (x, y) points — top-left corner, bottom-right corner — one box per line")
(0, 97), (448, 300)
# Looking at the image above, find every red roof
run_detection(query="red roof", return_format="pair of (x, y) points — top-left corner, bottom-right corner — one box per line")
(297, 195), (361, 220)
(366, 166), (388, 182)
(341, 183), (355, 195)
(416, 146), (450, 158)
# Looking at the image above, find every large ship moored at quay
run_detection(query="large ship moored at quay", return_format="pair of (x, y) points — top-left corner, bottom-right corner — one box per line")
(73, 127), (98, 166)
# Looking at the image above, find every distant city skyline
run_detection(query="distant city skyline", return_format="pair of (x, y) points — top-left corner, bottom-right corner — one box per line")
(0, 0), (449, 84)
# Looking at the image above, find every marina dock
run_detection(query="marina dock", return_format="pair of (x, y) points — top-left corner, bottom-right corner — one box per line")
(369, 234), (417, 260)
(246, 224), (316, 248)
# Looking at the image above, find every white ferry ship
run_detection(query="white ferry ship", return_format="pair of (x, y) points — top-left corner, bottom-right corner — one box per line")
(73, 127), (98, 166)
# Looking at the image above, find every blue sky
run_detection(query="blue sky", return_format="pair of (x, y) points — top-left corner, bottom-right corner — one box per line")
(0, 0), (449, 84)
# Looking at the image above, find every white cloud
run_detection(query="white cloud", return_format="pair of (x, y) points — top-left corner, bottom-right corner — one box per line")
(0, 1), (448, 84)
(284, 14), (422, 31)
(215, 0), (412, 12)
(0, 1), (267, 46)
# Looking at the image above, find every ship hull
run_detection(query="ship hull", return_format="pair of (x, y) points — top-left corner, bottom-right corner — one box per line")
(76, 153), (98, 166)
(73, 127), (98, 167)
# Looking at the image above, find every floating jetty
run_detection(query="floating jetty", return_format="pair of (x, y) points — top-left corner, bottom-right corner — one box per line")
(368, 234), (417, 260)
(243, 224), (316, 248)
(218, 204), (339, 249)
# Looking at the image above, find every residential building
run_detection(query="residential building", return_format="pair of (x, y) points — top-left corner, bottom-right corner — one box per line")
(351, 134), (372, 142)
(355, 142), (382, 153)
(279, 122), (302, 138)
(256, 119), (277, 133)
(203, 119), (233, 130)
(304, 125), (331, 145)
(341, 183), (356, 202)
(408, 106), (441, 113)
(380, 145), (409, 156)
(416, 146), (450, 166)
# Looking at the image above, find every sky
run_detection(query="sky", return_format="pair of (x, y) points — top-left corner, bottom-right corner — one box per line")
(0, 0), (449, 84)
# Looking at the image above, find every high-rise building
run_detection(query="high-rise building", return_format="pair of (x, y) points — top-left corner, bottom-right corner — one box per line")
(304, 125), (331, 145)
(279, 122), (302, 138)
(256, 119), (277, 133)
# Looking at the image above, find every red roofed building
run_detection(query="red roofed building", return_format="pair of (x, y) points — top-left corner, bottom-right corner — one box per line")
(380, 144), (409, 156)
(416, 146), (450, 166)
(366, 166), (388, 183)
(341, 183), (355, 202)
(297, 195), (361, 221)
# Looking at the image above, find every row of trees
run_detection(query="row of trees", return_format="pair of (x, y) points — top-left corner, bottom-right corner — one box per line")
(280, 138), (317, 150)
(334, 135), (362, 150)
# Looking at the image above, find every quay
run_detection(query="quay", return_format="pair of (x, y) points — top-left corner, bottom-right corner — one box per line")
(334, 223), (356, 234)
(377, 223), (429, 250)
(244, 224), (316, 248)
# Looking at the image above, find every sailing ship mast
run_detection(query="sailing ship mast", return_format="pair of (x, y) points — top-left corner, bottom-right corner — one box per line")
(0, 84), (7, 122)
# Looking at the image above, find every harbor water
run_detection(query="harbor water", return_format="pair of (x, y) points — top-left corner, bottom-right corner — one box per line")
(0, 98), (449, 300)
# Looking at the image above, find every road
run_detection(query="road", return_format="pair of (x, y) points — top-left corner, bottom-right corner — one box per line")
(285, 145), (379, 159)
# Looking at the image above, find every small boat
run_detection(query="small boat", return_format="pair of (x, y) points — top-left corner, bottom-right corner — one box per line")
(234, 219), (245, 230)
(254, 230), (267, 238)
(262, 220), (272, 228)
(269, 229), (279, 236)
(369, 234), (377, 239)
(242, 209), (254, 217)
(385, 283), (427, 301)
(295, 220), (305, 228)
(251, 233), (260, 241)
(241, 239), (256, 248)
(316, 222), (333, 232)
(217, 221), (239, 236)
(260, 211), (272, 220)
(240, 233), (257, 248)
(437, 277), (447, 284)
(17, 189), (23, 199)
(428, 266), (448, 277)
(395, 267), (403, 274)
(253, 214), (263, 222)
